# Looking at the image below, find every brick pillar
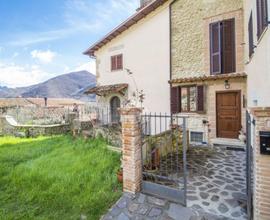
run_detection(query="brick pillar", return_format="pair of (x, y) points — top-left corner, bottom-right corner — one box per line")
(120, 107), (142, 194)
(251, 108), (270, 220)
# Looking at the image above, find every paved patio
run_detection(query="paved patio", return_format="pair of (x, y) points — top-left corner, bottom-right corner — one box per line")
(144, 146), (247, 219)
(185, 146), (247, 220)
(102, 192), (231, 220)
(104, 146), (247, 220)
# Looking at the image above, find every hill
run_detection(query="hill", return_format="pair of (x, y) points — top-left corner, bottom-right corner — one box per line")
(0, 71), (96, 101)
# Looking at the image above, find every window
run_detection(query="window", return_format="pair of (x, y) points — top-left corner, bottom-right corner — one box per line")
(111, 54), (123, 71)
(181, 86), (197, 112)
(170, 85), (205, 113)
(248, 13), (254, 57)
(210, 19), (236, 75)
(256, 0), (268, 39)
(190, 132), (204, 143)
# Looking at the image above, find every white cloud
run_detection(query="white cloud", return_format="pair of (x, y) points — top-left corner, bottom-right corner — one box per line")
(31, 50), (56, 63)
(0, 62), (51, 88)
(74, 59), (96, 75)
(12, 52), (19, 58)
(7, 0), (138, 46)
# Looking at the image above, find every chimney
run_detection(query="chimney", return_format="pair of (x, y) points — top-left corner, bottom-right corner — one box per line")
(44, 97), (48, 107)
(139, 0), (153, 9)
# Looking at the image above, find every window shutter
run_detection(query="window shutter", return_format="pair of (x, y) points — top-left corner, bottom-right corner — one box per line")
(262, 0), (268, 28)
(197, 85), (204, 112)
(222, 19), (236, 74)
(171, 87), (180, 114)
(257, 0), (263, 38)
(210, 22), (221, 75)
(117, 54), (123, 70)
(248, 13), (254, 57)
(111, 56), (116, 71)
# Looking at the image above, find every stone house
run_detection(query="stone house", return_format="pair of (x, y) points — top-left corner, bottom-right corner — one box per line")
(244, 0), (270, 219)
(84, 0), (172, 123)
(170, 0), (247, 144)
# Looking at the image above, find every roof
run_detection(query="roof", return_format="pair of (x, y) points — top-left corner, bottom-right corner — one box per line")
(0, 98), (85, 108)
(169, 72), (247, 84)
(26, 98), (85, 107)
(0, 98), (33, 108)
(83, 0), (169, 57)
(85, 84), (128, 96)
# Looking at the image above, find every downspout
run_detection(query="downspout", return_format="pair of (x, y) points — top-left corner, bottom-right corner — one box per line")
(169, 0), (178, 114)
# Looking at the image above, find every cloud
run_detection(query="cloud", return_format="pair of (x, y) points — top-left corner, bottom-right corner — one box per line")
(74, 59), (96, 75)
(64, 0), (137, 29)
(0, 62), (51, 88)
(7, 0), (138, 46)
(31, 50), (56, 63)
(12, 52), (19, 58)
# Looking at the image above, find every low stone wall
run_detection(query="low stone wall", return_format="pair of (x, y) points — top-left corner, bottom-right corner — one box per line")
(0, 115), (70, 137)
(72, 119), (122, 148)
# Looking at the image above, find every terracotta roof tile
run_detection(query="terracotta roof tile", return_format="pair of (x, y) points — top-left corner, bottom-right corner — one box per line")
(85, 84), (128, 96)
(169, 72), (247, 84)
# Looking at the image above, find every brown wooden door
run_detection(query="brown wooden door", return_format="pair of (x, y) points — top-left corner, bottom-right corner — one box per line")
(216, 91), (241, 138)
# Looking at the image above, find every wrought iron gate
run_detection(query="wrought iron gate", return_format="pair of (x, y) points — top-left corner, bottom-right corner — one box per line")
(246, 111), (254, 220)
(141, 113), (188, 206)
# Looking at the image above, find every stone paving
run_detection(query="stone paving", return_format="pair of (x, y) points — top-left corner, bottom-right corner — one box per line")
(185, 146), (247, 220)
(102, 192), (232, 220)
(103, 146), (247, 220)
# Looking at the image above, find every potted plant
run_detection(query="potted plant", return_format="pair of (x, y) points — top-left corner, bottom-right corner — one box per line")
(117, 168), (123, 183)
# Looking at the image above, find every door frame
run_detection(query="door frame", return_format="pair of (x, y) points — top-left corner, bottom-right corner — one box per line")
(216, 90), (241, 138)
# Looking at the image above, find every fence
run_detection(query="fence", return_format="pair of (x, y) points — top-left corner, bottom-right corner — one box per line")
(141, 113), (188, 205)
(78, 104), (120, 126)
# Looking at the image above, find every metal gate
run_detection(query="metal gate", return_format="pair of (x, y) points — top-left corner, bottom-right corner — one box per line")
(246, 111), (254, 220)
(141, 113), (188, 206)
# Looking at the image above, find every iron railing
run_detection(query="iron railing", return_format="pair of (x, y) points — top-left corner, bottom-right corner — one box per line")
(141, 113), (188, 206)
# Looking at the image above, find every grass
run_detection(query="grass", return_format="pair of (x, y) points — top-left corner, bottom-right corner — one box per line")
(0, 135), (122, 220)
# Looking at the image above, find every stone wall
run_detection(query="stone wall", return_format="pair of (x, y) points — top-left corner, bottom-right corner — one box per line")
(175, 78), (247, 142)
(0, 116), (70, 137)
(73, 118), (122, 148)
(171, 0), (244, 79)
(251, 108), (270, 220)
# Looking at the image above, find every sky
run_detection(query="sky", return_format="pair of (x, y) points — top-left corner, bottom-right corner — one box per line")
(0, 0), (138, 88)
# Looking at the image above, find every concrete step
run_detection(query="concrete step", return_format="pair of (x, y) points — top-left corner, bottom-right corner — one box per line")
(211, 138), (246, 149)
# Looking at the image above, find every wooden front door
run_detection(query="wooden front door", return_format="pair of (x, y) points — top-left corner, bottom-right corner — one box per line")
(216, 91), (241, 138)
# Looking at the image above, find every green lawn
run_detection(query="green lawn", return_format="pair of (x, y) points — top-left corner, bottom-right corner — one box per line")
(0, 136), (122, 220)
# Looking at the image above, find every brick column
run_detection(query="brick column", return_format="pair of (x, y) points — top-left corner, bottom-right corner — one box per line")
(250, 108), (270, 220)
(120, 107), (142, 194)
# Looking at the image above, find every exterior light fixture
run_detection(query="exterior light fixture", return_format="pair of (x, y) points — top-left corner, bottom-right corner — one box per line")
(224, 80), (230, 89)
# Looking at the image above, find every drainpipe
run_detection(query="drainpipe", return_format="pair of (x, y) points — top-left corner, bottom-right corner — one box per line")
(169, 0), (178, 114)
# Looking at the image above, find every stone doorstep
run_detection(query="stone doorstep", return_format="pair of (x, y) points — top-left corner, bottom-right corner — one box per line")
(211, 138), (246, 148)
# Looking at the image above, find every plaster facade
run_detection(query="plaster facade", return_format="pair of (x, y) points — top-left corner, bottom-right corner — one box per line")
(94, 1), (172, 114)
(244, 0), (270, 108)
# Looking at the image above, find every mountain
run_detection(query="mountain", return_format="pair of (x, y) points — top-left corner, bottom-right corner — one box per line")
(0, 71), (96, 101)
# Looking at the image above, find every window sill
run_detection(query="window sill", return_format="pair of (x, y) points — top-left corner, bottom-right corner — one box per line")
(178, 111), (207, 115)
(111, 69), (123, 72)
